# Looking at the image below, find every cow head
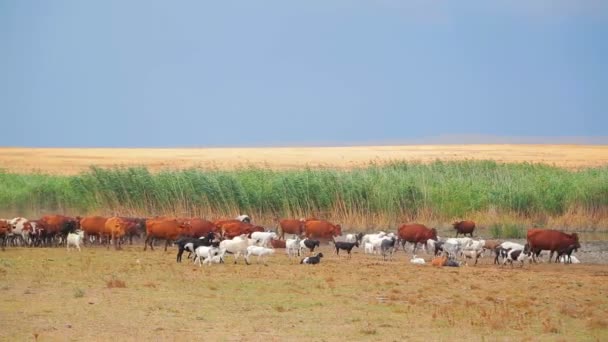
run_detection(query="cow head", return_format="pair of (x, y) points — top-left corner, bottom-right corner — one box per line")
(429, 228), (438, 241)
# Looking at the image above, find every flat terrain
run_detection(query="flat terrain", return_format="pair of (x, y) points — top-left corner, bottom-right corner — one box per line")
(1, 145), (608, 174)
(1, 245), (607, 341)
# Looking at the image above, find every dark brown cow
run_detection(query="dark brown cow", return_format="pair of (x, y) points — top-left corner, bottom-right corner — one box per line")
(180, 218), (218, 238)
(219, 221), (264, 239)
(145, 218), (186, 251)
(0, 220), (11, 250)
(119, 217), (147, 245)
(303, 220), (342, 239)
(397, 223), (438, 254)
(453, 220), (475, 237)
(526, 229), (581, 263)
(39, 215), (80, 246)
(80, 216), (108, 245)
(278, 219), (305, 239)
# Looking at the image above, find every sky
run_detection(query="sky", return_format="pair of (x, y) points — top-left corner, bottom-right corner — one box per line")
(1, 1), (607, 147)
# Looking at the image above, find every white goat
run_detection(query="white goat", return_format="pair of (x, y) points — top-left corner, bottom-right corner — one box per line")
(66, 230), (85, 252)
(246, 246), (275, 265)
(202, 254), (224, 266)
(219, 234), (250, 265)
(193, 246), (220, 267)
(286, 236), (301, 257)
(364, 242), (374, 254)
(410, 255), (426, 265)
(250, 232), (277, 247)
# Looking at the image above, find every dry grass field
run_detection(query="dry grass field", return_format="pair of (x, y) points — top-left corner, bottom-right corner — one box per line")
(1, 145), (608, 174)
(1, 244), (607, 341)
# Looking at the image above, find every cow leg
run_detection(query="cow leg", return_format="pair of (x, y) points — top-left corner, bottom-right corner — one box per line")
(177, 248), (184, 262)
(412, 242), (417, 254)
(164, 240), (170, 252)
(144, 236), (150, 251)
(548, 251), (554, 263)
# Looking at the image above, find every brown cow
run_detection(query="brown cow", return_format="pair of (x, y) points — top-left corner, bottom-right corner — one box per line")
(80, 216), (108, 245)
(39, 215), (80, 246)
(278, 219), (305, 239)
(219, 221), (264, 239)
(303, 220), (342, 239)
(453, 220), (475, 237)
(397, 223), (438, 254)
(270, 239), (286, 248)
(105, 216), (135, 250)
(181, 218), (218, 238)
(526, 229), (581, 263)
(145, 218), (187, 251)
(0, 220), (12, 250)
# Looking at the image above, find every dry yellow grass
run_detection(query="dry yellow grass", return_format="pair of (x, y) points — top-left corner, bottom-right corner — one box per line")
(1, 245), (607, 341)
(1, 144), (607, 174)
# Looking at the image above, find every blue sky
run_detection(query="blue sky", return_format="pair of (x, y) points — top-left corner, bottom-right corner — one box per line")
(1, 1), (607, 147)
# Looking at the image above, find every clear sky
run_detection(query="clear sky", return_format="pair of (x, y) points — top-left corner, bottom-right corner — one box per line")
(1, 1), (607, 147)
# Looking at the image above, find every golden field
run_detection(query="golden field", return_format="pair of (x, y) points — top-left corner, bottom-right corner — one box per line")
(1, 244), (607, 341)
(1, 144), (608, 174)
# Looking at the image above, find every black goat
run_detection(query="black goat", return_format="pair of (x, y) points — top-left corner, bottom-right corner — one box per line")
(334, 240), (359, 258)
(301, 252), (324, 265)
(302, 239), (320, 254)
(175, 232), (217, 263)
(380, 237), (397, 261)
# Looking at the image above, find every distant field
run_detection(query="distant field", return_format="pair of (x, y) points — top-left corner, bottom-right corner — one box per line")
(1, 145), (608, 174)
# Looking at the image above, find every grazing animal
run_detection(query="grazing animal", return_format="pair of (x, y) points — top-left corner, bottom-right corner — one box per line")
(303, 220), (342, 239)
(345, 233), (364, 243)
(39, 215), (80, 247)
(179, 218), (218, 238)
(219, 234), (251, 265)
(558, 255), (581, 264)
(397, 224), (438, 254)
(333, 240), (359, 258)
(364, 242), (374, 254)
(144, 218), (187, 251)
(8, 217), (32, 246)
(556, 244), (578, 264)
(483, 239), (502, 252)
(410, 255), (426, 265)
(361, 232), (386, 247)
(527, 229), (580, 263)
(216, 221), (264, 239)
(502, 245), (532, 268)
(193, 246), (220, 267)
(175, 232), (217, 263)
(270, 239), (286, 248)
(66, 230), (85, 252)
(278, 219), (305, 240)
(380, 237), (397, 261)
(286, 236), (301, 257)
(431, 255), (448, 267)
(300, 238), (321, 255)
(494, 241), (525, 264)
(202, 254), (224, 265)
(0, 220), (12, 250)
(250, 231), (278, 247)
(246, 246), (275, 265)
(105, 216), (137, 250)
(433, 241), (445, 256)
(235, 215), (251, 223)
(79, 216), (109, 245)
(300, 252), (324, 265)
(453, 220), (476, 237)
(461, 245), (483, 266)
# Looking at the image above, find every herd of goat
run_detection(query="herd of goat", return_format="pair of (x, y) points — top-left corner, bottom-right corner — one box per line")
(0, 215), (582, 267)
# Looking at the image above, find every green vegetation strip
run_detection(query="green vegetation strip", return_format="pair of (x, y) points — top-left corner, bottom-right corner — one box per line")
(1, 161), (607, 225)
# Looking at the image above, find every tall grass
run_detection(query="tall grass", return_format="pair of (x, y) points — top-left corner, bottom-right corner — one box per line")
(1, 160), (607, 230)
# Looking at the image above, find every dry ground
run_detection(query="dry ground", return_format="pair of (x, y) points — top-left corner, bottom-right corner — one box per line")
(1, 244), (607, 341)
(1, 145), (608, 174)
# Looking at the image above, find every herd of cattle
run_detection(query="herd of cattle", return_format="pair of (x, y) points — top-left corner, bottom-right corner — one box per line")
(0, 215), (582, 267)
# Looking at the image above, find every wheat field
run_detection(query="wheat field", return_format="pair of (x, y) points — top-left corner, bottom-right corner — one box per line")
(1, 145), (607, 174)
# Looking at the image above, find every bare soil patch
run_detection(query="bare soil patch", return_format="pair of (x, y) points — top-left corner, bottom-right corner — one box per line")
(1, 244), (607, 341)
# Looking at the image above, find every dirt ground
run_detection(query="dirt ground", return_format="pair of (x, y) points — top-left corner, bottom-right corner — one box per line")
(1, 243), (607, 341)
(1, 145), (607, 174)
